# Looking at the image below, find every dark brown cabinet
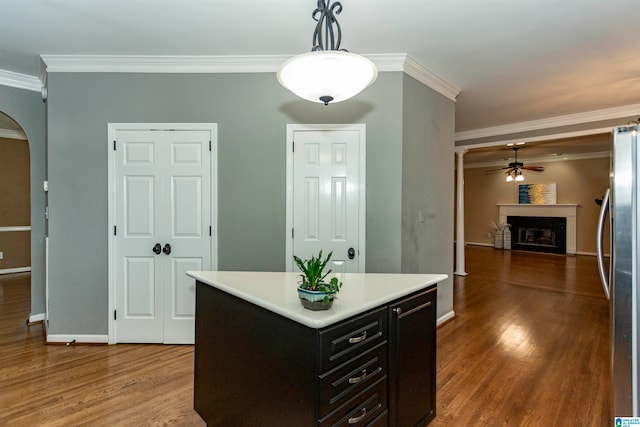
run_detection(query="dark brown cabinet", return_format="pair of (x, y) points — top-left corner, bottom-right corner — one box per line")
(388, 288), (437, 427)
(194, 281), (437, 426)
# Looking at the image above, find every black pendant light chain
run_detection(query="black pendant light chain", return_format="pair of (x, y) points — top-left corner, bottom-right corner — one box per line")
(312, 0), (347, 52)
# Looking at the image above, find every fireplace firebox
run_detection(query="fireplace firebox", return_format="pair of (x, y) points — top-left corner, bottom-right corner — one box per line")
(507, 216), (567, 254)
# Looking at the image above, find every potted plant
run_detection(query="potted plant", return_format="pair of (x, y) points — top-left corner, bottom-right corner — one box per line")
(293, 250), (343, 310)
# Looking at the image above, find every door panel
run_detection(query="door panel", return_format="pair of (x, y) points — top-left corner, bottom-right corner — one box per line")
(124, 257), (157, 317)
(125, 176), (155, 236)
(163, 131), (211, 344)
(172, 176), (202, 236)
(331, 176), (347, 240)
(292, 129), (360, 272)
(303, 177), (320, 240)
(116, 131), (164, 343)
(172, 258), (201, 318)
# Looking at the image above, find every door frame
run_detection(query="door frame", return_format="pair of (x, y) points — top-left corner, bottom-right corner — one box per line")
(107, 123), (218, 344)
(285, 124), (366, 272)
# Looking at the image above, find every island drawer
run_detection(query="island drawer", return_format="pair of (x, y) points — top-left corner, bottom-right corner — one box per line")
(318, 378), (387, 427)
(318, 343), (387, 417)
(319, 307), (387, 371)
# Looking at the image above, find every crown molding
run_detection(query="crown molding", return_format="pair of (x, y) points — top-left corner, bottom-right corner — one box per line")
(456, 126), (612, 151)
(0, 128), (27, 140)
(41, 54), (405, 73)
(0, 69), (41, 92)
(403, 55), (461, 102)
(456, 104), (640, 141)
(465, 151), (610, 169)
(366, 53), (461, 102)
(40, 55), (291, 73)
(40, 53), (460, 102)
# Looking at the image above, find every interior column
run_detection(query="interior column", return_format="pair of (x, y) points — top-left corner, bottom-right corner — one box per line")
(455, 149), (468, 276)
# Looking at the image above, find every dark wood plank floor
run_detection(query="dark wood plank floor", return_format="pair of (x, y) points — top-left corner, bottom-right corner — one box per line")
(433, 246), (611, 426)
(0, 273), (205, 426)
(0, 246), (611, 425)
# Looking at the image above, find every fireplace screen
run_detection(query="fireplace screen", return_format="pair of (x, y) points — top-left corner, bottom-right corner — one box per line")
(507, 216), (567, 254)
(519, 228), (555, 246)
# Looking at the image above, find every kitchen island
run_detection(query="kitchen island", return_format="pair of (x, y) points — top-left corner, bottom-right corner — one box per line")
(187, 271), (447, 427)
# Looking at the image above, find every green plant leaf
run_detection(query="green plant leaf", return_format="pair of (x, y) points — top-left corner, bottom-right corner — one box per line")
(293, 250), (342, 294)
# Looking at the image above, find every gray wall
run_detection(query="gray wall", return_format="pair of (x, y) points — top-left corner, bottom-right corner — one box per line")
(46, 72), (418, 335)
(0, 85), (47, 317)
(401, 75), (455, 319)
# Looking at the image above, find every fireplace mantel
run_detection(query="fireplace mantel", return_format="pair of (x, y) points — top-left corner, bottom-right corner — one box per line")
(497, 204), (578, 254)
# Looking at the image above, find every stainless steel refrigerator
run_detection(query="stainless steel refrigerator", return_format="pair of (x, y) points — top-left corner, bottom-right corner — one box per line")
(597, 124), (637, 417)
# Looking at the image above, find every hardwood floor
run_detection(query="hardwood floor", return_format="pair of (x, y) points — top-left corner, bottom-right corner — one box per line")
(433, 246), (611, 426)
(0, 273), (205, 426)
(0, 247), (611, 426)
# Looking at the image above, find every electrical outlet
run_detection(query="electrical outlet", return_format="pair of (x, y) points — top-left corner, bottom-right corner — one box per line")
(0, 252), (3, 260)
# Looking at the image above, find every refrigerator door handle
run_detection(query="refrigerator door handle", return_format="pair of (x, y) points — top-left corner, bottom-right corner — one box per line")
(596, 188), (611, 300)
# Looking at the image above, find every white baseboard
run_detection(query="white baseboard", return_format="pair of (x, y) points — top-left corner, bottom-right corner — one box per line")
(576, 251), (610, 257)
(46, 334), (109, 344)
(465, 242), (494, 247)
(0, 267), (31, 275)
(466, 243), (608, 257)
(437, 310), (455, 326)
(29, 313), (45, 323)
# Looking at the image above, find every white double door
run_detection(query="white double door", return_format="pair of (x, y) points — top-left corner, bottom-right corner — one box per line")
(287, 125), (366, 273)
(112, 126), (214, 344)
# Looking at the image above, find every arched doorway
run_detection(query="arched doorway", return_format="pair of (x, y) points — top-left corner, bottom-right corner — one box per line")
(0, 111), (31, 306)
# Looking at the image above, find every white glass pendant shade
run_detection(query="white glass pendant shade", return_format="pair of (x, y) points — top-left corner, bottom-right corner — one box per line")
(277, 50), (378, 105)
(506, 174), (514, 182)
(515, 172), (525, 182)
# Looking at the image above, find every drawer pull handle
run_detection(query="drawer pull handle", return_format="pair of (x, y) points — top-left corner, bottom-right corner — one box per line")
(348, 408), (367, 424)
(348, 369), (367, 384)
(348, 331), (367, 344)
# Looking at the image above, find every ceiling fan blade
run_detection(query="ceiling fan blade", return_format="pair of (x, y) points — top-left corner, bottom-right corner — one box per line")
(522, 166), (545, 172)
(484, 166), (511, 173)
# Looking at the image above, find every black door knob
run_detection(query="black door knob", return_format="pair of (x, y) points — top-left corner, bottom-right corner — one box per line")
(163, 243), (172, 255)
(348, 247), (355, 259)
(152, 243), (162, 254)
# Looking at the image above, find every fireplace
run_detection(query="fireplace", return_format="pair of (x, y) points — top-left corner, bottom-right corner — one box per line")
(507, 216), (567, 254)
(498, 204), (577, 255)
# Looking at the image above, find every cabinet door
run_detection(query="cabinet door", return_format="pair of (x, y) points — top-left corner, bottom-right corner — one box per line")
(388, 288), (437, 427)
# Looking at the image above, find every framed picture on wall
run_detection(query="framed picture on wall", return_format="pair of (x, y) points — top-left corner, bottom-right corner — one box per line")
(518, 183), (557, 204)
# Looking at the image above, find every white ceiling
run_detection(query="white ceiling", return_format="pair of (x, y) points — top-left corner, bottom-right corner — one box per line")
(1, 0), (639, 145)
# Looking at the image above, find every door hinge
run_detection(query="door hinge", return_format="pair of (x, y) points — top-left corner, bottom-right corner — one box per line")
(209, 226), (212, 236)
(292, 141), (295, 152)
(114, 225), (117, 236)
(114, 310), (117, 320)
(291, 228), (294, 239)
(209, 140), (212, 151)
(113, 140), (116, 150)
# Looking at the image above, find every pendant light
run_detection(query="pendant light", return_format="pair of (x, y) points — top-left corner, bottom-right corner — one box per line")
(277, 0), (378, 105)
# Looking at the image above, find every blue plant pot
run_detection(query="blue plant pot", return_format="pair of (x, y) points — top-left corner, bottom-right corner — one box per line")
(297, 287), (336, 310)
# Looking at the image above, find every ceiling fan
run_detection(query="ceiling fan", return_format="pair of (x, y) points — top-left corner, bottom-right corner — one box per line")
(485, 147), (544, 182)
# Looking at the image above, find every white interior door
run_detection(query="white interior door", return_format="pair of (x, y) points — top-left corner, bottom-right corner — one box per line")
(112, 127), (213, 344)
(287, 125), (366, 273)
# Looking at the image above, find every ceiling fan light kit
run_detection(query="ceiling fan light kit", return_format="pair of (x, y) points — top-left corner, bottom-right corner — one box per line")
(277, 0), (378, 105)
(487, 146), (544, 183)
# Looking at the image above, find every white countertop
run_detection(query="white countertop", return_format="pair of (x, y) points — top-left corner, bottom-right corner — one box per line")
(186, 271), (447, 328)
